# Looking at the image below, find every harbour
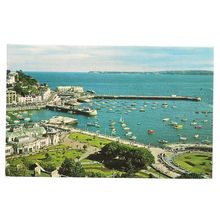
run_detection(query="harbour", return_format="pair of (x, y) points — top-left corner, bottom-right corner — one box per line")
(6, 71), (213, 146)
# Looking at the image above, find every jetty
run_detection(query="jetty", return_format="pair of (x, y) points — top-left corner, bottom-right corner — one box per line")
(94, 95), (201, 101)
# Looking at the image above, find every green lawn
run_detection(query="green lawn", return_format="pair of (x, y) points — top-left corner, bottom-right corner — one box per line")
(173, 152), (212, 177)
(82, 161), (116, 177)
(68, 132), (111, 148)
(135, 171), (150, 178)
(6, 144), (84, 176)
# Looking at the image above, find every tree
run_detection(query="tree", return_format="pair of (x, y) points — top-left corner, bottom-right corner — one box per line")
(6, 163), (29, 176)
(100, 142), (155, 172)
(40, 162), (56, 172)
(83, 144), (88, 151)
(58, 158), (85, 177)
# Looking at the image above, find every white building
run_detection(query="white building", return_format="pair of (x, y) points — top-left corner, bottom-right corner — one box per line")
(18, 95), (42, 105)
(6, 90), (17, 105)
(7, 72), (18, 85)
(57, 86), (84, 93)
(41, 88), (51, 101)
(6, 124), (61, 155)
(5, 145), (14, 156)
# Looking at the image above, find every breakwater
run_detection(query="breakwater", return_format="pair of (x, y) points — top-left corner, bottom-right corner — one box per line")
(94, 95), (201, 101)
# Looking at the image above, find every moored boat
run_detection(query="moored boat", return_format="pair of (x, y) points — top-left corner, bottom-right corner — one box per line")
(163, 118), (170, 122)
(174, 124), (183, 129)
(158, 139), (168, 144)
(201, 139), (211, 144)
(74, 107), (97, 116)
(129, 135), (136, 140)
(181, 118), (188, 122)
(148, 129), (156, 134)
(179, 136), (187, 141)
(194, 134), (199, 138)
(162, 103), (168, 108)
(190, 121), (197, 125)
(195, 125), (203, 129)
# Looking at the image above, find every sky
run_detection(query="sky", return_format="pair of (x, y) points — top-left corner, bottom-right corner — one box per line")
(7, 45), (213, 72)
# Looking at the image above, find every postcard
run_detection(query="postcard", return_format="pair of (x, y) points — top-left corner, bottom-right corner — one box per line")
(6, 45), (213, 178)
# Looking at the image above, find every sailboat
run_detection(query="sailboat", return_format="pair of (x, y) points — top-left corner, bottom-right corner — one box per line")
(119, 116), (124, 123)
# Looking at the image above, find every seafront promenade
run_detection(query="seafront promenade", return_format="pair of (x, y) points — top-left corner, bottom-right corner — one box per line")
(67, 127), (211, 178)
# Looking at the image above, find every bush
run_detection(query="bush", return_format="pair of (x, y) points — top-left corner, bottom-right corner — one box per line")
(86, 171), (106, 177)
(21, 158), (35, 170)
(177, 172), (204, 179)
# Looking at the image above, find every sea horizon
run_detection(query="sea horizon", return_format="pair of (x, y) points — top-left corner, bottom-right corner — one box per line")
(20, 69), (213, 74)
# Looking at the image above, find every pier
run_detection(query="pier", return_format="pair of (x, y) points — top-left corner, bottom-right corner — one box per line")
(94, 95), (201, 101)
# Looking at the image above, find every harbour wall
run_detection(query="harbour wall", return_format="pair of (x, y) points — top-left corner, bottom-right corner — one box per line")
(94, 95), (201, 101)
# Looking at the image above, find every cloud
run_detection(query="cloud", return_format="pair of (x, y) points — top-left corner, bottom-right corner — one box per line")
(7, 45), (213, 72)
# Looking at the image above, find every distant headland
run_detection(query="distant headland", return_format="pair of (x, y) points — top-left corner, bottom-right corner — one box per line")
(88, 70), (213, 75)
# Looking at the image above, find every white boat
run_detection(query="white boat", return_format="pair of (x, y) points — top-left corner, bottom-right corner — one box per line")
(129, 136), (136, 140)
(119, 116), (124, 123)
(76, 107), (97, 116)
(163, 118), (170, 122)
(202, 119), (208, 123)
(179, 136), (187, 141)
(124, 127), (130, 131)
(126, 131), (132, 136)
(201, 139), (211, 144)
(190, 122), (197, 125)
(181, 118), (188, 122)
(169, 121), (178, 126)
(162, 103), (168, 108)
(121, 123), (127, 127)
(194, 134), (199, 138)
(158, 139), (168, 144)
(111, 131), (116, 136)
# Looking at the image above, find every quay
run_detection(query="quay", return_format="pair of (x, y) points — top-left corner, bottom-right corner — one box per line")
(46, 105), (71, 113)
(6, 104), (46, 112)
(94, 95), (201, 101)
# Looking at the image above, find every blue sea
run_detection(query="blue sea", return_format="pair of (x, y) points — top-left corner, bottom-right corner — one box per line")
(26, 71), (213, 146)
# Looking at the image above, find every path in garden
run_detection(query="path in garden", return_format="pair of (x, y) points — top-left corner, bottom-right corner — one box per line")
(63, 133), (100, 161)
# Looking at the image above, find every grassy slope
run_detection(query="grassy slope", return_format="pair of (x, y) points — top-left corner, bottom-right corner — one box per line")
(68, 133), (111, 148)
(7, 144), (84, 176)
